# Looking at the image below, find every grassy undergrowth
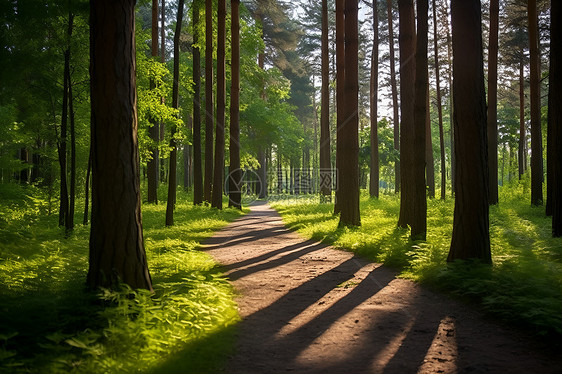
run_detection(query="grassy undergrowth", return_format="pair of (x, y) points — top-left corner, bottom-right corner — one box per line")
(0, 183), (246, 373)
(272, 184), (562, 340)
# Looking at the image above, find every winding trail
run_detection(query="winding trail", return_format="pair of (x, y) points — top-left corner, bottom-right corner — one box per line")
(203, 202), (560, 374)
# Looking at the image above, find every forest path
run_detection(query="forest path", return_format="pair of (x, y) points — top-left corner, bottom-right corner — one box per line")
(203, 202), (560, 374)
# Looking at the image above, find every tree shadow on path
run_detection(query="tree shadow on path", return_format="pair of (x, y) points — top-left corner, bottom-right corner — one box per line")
(203, 203), (561, 374)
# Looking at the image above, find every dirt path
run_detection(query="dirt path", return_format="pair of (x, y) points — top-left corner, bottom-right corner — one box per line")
(203, 202), (560, 374)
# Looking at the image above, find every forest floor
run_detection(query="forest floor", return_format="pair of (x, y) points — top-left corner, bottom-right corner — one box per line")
(203, 202), (562, 374)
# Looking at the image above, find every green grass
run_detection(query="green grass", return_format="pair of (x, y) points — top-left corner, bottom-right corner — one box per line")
(272, 184), (562, 340)
(0, 183), (246, 373)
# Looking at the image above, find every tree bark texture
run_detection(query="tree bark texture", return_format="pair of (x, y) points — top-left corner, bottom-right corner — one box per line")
(212, 0), (226, 209)
(229, 0), (242, 209)
(433, 0), (446, 200)
(166, 0), (185, 226)
(338, 0), (360, 227)
(412, 0), (428, 240)
(369, 0), (379, 199)
(528, 0), (543, 206)
(88, 0), (153, 291)
(396, 0), (416, 230)
(550, 1), (562, 236)
(204, 0), (214, 203)
(425, 84), (435, 199)
(487, 0), (499, 205)
(334, 0), (345, 214)
(448, 0), (491, 263)
(193, 0), (203, 205)
(387, 0), (400, 193)
(320, 0), (332, 200)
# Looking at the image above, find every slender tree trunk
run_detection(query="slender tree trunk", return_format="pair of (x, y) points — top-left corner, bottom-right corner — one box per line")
(88, 0), (153, 291)
(147, 0), (159, 204)
(334, 0), (345, 215)
(165, 0), (184, 226)
(412, 0), (428, 240)
(445, 2), (454, 196)
(518, 56), (525, 179)
(551, 0), (562, 236)
(192, 0), (203, 204)
(433, 0), (445, 200)
(369, 0), (379, 199)
(397, 0), (416, 230)
(338, 0), (360, 227)
(229, 0), (242, 209)
(425, 84), (435, 199)
(159, 0), (166, 185)
(68, 58), (76, 231)
(448, 0), (491, 263)
(487, 0), (499, 205)
(212, 0), (226, 209)
(320, 0), (332, 201)
(84, 146), (91, 225)
(58, 47), (70, 228)
(528, 0), (543, 206)
(204, 0), (214, 203)
(387, 0), (400, 193)
(184, 115), (192, 191)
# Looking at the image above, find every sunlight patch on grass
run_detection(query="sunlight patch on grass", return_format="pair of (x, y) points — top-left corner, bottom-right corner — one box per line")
(273, 186), (562, 338)
(0, 185), (245, 373)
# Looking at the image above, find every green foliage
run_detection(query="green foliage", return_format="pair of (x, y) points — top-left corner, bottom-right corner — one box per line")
(273, 185), (562, 339)
(0, 184), (245, 373)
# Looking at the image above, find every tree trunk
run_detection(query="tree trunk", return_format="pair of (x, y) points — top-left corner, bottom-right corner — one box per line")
(369, 0), (379, 199)
(551, 0), (562, 236)
(445, 2), (455, 196)
(518, 56), (525, 180)
(184, 115), (192, 191)
(192, 0), (203, 205)
(448, 0), (491, 263)
(84, 146), (91, 225)
(67, 9), (76, 230)
(68, 56), (76, 231)
(212, 0), (226, 209)
(204, 0), (214, 203)
(88, 0), (153, 291)
(229, 0), (242, 209)
(433, 0), (445, 200)
(412, 0), (428, 240)
(165, 0), (184, 226)
(58, 46), (70, 228)
(334, 0), (344, 215)
(147, 0), (160, 204)
(528, 0), (543, 206)
(397, 0), (416, 230)
(159, 0), (167, 184)
(320, 0), (332, 201)
(387, 0), (400, 194)
(487, 0), (499, 205)
(425, 84), (435, 199)
(338, 0), (360, 227)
